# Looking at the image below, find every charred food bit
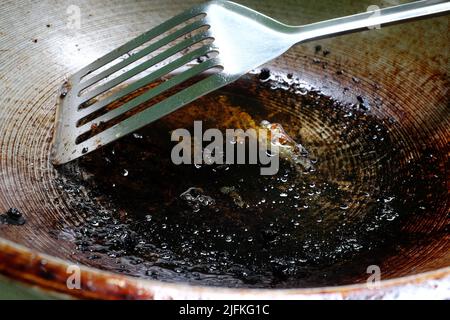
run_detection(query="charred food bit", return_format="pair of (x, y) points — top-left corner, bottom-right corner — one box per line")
(258, 68), (271, 81)
(0, 208), (26, 225)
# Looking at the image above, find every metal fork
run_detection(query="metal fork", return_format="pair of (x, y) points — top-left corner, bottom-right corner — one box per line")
(51, 0), (450, 165)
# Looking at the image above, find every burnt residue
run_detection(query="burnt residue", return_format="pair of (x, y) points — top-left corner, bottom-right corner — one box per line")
(59, 80), (72, 99)
(356, 95), (370, 110)
(0, 208), (26, 225)
(258, 68), (271, 81)
(53, 73), (448, 289)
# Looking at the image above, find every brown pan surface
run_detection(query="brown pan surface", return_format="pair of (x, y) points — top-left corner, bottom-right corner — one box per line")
(0, 0), (448, 298)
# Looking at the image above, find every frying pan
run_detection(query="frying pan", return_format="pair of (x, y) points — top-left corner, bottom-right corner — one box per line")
(0, 0), (448, 299)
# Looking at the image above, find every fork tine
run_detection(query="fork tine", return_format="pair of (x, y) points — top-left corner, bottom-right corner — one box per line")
(76, 57), (221, 136)
(74, 7), (206, 80)
(77, 19), (208, 91)
(77, 45), (217, 120)
(76, 66), (226, 155)
(77, 31), (213, 104)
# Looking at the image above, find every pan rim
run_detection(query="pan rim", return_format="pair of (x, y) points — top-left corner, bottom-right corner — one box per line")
(0, 237), (448, 299)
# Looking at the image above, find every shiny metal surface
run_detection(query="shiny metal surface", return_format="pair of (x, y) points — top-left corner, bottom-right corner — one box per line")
(0, 0), (448, 299)
(51, 0), (450, 165)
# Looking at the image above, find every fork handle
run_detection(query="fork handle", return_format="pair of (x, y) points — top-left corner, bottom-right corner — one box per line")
(288, 0), (450, 42)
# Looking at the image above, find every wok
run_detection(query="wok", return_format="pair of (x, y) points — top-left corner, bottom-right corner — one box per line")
(0, 0), (448, 299)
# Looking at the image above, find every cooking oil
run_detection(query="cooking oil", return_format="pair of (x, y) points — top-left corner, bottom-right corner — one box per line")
(57, 71), (447, 288)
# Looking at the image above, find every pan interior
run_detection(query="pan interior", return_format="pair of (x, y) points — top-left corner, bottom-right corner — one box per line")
(0, 0), (448, 292)
(50, 69), (448, 288)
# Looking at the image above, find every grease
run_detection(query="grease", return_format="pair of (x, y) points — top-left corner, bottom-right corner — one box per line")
(56, 73), (447, 288)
